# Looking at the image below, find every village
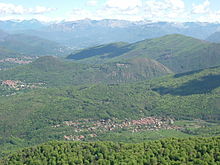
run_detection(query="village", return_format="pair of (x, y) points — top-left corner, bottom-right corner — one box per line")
(0, 56), (36, 65)
(1, 80), (46, 95)
(51, 117), (180, 141)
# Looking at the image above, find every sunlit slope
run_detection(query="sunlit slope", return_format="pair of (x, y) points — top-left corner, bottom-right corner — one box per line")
(0, 56), (172, 86)
(68, 34), (220, 73)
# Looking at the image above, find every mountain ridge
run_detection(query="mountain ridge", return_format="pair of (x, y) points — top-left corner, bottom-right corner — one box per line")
(0, 32), (70, 57)
(68, 34), (220, 73)
(2, 19), (220, 48)
(0, 56), (172, 86)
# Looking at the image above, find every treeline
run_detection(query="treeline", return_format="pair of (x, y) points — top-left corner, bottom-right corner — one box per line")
(2, 137), (220, 165)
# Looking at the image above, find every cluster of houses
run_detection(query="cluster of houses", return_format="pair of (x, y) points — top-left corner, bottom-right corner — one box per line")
(64, 134), (97, 141)
(0, 57), (33, 64)
(1, 80), (45, 91)
(116, 63), (128, 68)
(64, 135), (86, 141)
(57, 117), (179, 141)
(1, 80), (19, 88)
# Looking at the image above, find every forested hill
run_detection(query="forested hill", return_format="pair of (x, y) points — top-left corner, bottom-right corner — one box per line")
(68, 34), (220, 73)
(2, 137), (220, 164)
(0, 56), (172, 86)
(0, 31), (71, 58)
(67, 42), (129, 60)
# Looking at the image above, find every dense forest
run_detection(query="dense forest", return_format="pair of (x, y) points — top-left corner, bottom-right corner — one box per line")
(1, 137), (220, 165)
(0, 56), (172, 86)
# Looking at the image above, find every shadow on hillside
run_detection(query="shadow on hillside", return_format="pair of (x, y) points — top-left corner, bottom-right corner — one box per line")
(68, 45), (131, 60)
(174, 69), (203, 78)
(174, 66), (220, 78)
(153, 74), (220, 96)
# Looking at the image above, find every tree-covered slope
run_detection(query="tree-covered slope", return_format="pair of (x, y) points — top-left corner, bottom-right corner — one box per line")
(0, 31), (22, 59)
(68, 34), (220, 73)
(67, 42), (129, 61)
(0, 56), (172, 86)
(0, 33), (70, 57)
(0, 47), (22, 59)
(2, 137), (220, 165)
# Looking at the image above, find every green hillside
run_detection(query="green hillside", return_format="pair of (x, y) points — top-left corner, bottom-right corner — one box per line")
(67, 42), (129, 61)
(0, 32), (71, 57)
(68, 34), (220, 73)
(0, 47), (22, 59)
(2, 137), (220, 165)
(0, 31), (22, 59)
(0, 31), (71, 70)
(0, 34), (70, 56)
(0, 66), (219, 156)
(0, 56), (172, 86)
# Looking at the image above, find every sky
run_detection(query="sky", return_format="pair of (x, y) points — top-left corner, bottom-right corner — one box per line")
(0, 0), (220, 22)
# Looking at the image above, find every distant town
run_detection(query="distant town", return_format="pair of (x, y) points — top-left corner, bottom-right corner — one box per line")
(51, 117), (179, 141)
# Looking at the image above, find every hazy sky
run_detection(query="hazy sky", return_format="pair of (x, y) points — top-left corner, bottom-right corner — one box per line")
(0, 0), (220, 22)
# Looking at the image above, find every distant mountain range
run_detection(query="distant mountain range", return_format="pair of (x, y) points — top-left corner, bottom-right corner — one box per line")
(1, 19), (220, 49)
(0, 19), (46, 31)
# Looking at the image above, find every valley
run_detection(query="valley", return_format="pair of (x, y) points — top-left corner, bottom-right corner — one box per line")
(0, 64), (220, 157)
(0, 18), (220, 164)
